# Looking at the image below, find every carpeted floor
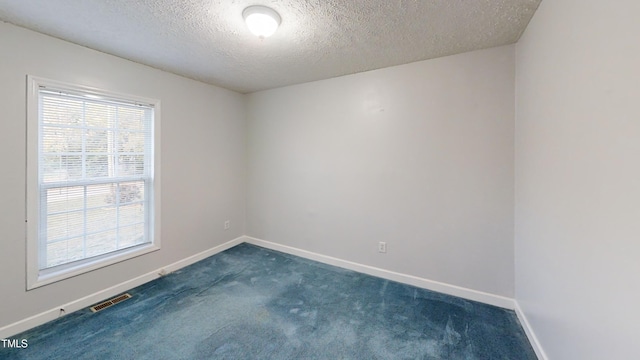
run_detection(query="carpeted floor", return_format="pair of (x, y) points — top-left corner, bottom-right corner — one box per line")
(2, 243), (537, 359)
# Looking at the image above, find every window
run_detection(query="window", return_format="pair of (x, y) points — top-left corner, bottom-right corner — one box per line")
(26, 76), (161, 289)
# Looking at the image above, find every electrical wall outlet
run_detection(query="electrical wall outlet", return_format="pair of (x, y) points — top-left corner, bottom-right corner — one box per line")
(224, 220), (230, 230)
(378, 241), (387, 253)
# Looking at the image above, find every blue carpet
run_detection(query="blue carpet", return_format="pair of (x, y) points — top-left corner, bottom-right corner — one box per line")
(1, 243), (537, 359)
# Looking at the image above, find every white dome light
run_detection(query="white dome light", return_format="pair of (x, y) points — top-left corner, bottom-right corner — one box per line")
(243, 5), (281, 38)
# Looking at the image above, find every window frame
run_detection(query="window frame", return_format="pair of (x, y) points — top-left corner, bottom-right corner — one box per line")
(26, 75), (161, 290)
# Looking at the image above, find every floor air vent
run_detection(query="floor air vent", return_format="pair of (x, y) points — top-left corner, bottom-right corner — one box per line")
(90, 293), (132, 313)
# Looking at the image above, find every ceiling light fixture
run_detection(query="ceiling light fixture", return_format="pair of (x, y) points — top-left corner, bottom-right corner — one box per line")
(243, 5), (281, 38)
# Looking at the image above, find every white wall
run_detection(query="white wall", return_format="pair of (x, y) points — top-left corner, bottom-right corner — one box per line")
(247, 46), (515, 297)
(515, 1), (640, 359)
(0, 22), (246, 330)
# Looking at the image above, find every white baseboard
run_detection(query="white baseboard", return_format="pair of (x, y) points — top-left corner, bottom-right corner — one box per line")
(515, 302), (548, 360)
(0, 236), (244, 339)
(243, 236), (515, 310)
(4, 235), (547, 359)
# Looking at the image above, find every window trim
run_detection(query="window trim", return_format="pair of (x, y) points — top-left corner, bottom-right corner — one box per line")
(26, 75), (162, 290)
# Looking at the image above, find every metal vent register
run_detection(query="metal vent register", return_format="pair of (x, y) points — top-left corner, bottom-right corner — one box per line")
(90, 293), (132, 313)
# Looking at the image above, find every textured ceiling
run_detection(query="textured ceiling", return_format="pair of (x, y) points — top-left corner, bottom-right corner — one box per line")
(0, 0), (541, 93)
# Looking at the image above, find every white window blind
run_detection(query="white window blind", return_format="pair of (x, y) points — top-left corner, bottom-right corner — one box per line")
(37, 86), (155, 270)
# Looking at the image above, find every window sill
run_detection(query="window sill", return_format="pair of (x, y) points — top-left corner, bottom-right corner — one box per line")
(27, 243), (160, 290)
